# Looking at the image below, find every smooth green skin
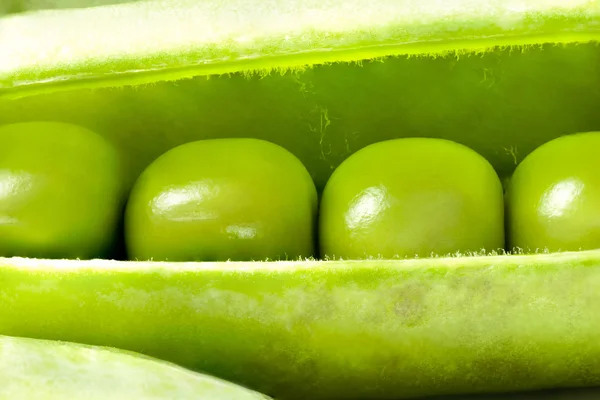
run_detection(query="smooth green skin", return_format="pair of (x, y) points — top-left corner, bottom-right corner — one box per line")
(4, 252), (600, 399)
(0, 122), (123, 259)
(1, 335), (271, 399)
(506, 132), (600, 253)
(125, 138), (318, 261)
(320, 138), (504, 259)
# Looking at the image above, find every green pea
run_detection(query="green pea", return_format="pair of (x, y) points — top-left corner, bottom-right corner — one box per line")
(319, 138), (505, 259)
(0, 122), (124, 259)
(506, 131), (600, 253)
(125, 138), (317, 261)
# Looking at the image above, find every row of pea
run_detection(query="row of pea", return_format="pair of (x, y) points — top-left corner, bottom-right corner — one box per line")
(0, 121), (596, 261)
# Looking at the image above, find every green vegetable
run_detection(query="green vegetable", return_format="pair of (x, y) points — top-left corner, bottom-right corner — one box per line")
(3, 252), (600, 399)
(507, 132), (600, 253)
(0, 0), (598, 96)
(320, 138), (504, 259)
(0, 1), (599, 400)
(0, 122), (123, 259)
(125, 138), (317, 261)
(1, 334), (271, 399)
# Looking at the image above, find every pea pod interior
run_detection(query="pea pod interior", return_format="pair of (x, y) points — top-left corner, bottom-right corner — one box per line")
(0, 1), (600, 399)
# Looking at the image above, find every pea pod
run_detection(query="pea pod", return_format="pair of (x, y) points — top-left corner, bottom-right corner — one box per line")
(0, 1), (600, 400)
(0, 334), (271, 399)
(3, 253), (600, 399)
(1, 0), (598, 96)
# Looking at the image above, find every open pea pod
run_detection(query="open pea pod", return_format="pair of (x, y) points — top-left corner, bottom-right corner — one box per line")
(1, 1), (600, 399)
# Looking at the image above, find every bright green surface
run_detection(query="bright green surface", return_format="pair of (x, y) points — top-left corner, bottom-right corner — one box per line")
(0, 122), (124, 259)
(1, 2), (600, 400)
(125, 138), (317, 261)
(507, 132), (600, 253)
(0, 0), (598, 96)
(3, 251), (600, 399)
(0, 334), (271, 399)
(1, 44), (598, 193)
(320, 138), (504, 259)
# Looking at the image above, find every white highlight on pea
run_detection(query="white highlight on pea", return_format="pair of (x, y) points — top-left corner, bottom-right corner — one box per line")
(539, 178), (584, 219)
(345, 185), (389, 231)
(150, 180), (220, 222)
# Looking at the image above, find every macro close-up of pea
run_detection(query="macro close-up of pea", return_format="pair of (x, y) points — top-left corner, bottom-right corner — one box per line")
(0, 122), (125, 260)
(1, 1), (599, 400)
(125, 137), (318, 262)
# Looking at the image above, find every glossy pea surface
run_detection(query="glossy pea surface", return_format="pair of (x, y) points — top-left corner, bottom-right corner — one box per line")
(125, 138), (318, 261)
(506, 131), (600, 253)
(0, 122), (123, 259)
(319, 138), (505, 259)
